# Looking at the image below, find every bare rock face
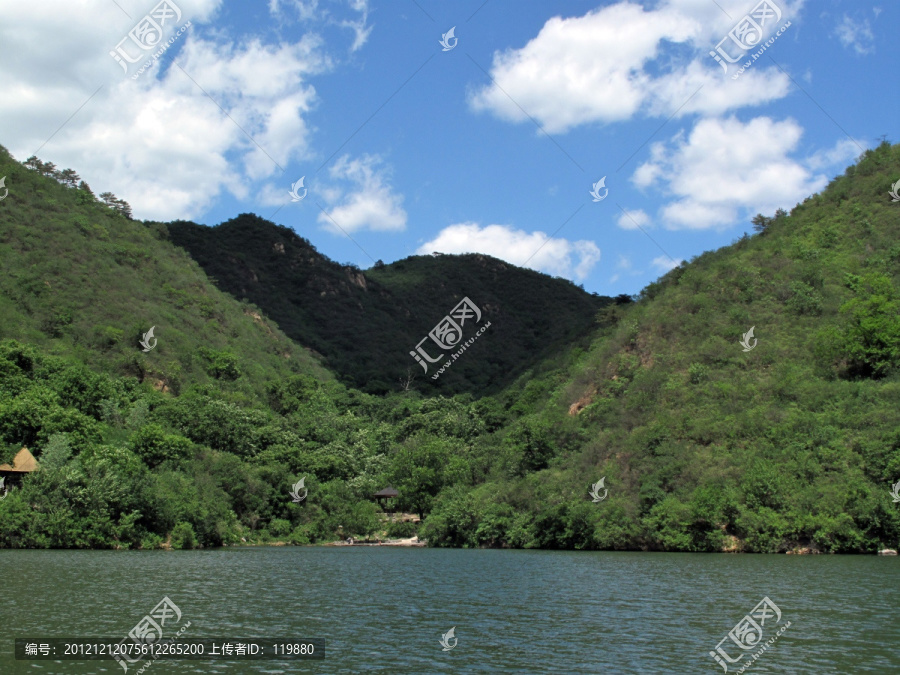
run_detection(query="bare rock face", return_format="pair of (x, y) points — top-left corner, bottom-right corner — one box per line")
(877, 549), (898, 556)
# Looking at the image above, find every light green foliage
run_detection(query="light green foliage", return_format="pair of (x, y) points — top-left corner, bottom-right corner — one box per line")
(40, 433), (72, 470)
(171, 522), (197, 549)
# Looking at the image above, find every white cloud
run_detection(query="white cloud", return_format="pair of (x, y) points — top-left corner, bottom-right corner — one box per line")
(633, 116), (829, 230)
(317, 154), (407, 232)
(806, 138), (864, 171)
(652, 255), (683, 272)
(417, 223), (600, 281)
(269, 0), (371, 52)
(0, 1), (331, 221)
(468, 0), (801, 134)
(270, 0), (320, 21)
(617, 209), (650, 231)
(341, 0), (373, 52)
(835, 15), (875, 55)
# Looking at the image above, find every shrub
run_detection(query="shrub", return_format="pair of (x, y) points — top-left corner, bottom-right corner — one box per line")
(688, 362), (709, 384)
(171, 521), (197, 549)
(386, 519), (418, 538)
(269, 518), (292, 538)
(786, 281), (823, 316)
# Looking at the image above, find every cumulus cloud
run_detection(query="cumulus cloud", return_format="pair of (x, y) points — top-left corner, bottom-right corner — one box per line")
(468, 0), (801, 134)
(317, 154), (407, 233)
(633, 116), (829, 230)
(617, 208), (651, 231)
(0, 0), (332, 221)
(417, 223), (601, 281)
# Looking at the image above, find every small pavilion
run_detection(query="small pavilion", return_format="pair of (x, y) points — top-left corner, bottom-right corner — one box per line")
(0, 447), (39, 489)
(373, 486), (399, 519)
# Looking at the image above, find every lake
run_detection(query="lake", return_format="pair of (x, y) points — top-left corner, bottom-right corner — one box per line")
(0, 547), (897, 673)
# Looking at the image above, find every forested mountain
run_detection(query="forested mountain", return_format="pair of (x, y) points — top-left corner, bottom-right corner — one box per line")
(420, 141), (900, 553)
(0, 142), (898, 554)
(0, 146), (331, 399)
(166, 216), (612, 394)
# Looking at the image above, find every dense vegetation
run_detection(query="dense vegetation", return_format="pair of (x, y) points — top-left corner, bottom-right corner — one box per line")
(0, 145), (330, 401)
(1, 142), (899, 553)
(167, 216), (612, 394)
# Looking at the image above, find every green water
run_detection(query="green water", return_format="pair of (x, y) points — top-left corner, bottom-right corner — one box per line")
(1, 547), (897, 673)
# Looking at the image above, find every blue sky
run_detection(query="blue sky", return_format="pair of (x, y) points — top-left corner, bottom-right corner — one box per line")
(1, 0), (897, 295)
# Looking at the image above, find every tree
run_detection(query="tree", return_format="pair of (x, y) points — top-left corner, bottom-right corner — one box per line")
(506, 416), (557, 474)
(24, 155), (43, 172)
(839, 273), (900, 378)
(76, 181), (96, 205)
(99, 192), (133, 219)
(751, 213), (773, 234)
(58, 169), (81, 188)
(129, 423), (192, 469)
(391, 437), (448, 519)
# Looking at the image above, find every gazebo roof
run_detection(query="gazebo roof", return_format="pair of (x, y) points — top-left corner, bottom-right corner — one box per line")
(373, 486), (399, 498)
(0, 448), (38, 473)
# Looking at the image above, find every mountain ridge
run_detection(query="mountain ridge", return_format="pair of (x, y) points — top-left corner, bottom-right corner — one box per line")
(166, 214), (614, 394)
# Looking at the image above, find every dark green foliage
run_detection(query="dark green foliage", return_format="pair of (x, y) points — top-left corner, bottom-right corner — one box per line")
(166, 215), (613, 395)
(505, 416), (557, 474)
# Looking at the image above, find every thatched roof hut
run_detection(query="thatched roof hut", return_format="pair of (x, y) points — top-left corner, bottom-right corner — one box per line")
(0, 447), (39, 488)
(0, 447), (38, 474)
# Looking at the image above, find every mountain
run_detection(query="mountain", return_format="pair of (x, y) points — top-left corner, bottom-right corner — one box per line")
(419, 141), (900, 553)
(0, 146), (331, 399)
(166, 215), (614, 394)
(0, 141), (898, 555)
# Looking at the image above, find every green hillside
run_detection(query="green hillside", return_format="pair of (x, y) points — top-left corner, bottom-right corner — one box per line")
(420, 141), (900, 553)
(166, 216), (612, 394)
(0, 146), (331, 399)
(1, 142), (899, 554)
